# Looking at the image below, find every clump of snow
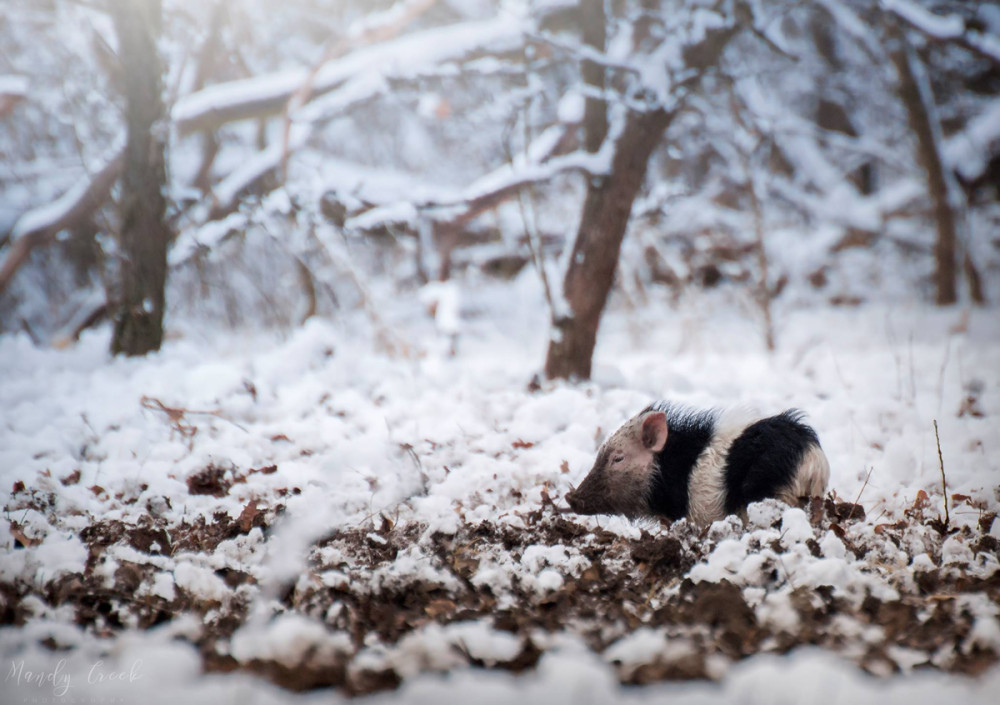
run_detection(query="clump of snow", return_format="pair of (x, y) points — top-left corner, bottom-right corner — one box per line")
(557, 92), (585, 124)
(1, 533), (87, 585)
(230, 614), (353, 668)
(173, 562), (231, 604)
(780, 507), (814, 545)
(379, 620), (522, 677)
(746, 499), (784, 529)
(145, 571), (177, 602)
(0, 74), (28, 96)
(819, 530), (846, 560)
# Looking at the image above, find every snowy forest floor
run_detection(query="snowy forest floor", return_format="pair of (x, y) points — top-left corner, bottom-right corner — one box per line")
(1, 286), (999, 703)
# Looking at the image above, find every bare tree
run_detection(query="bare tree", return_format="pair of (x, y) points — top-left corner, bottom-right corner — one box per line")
(109, 0), (171, 355)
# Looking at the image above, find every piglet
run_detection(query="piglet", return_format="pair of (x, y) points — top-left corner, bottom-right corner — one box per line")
(565, 403), (829, 525)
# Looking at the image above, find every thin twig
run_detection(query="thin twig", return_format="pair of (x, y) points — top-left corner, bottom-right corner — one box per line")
(140, 396), (248, 433)
(847, 465), (874, 521)
(933, 419), (949, 528)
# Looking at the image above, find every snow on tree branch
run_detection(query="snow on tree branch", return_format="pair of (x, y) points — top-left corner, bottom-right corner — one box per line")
(172, 16), (527, 135)
(815, 0), (886, 60)
(0, 148), (124, 294)
(346, 132), (610, 233)
(527, 31), (641, 76)
(883, 0), (1000, 65)
(944, 99), (1000, 182)
(0, 74), (28, 117)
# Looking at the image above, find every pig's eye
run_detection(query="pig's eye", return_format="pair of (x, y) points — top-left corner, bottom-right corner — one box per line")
(612, 455), (625, 464)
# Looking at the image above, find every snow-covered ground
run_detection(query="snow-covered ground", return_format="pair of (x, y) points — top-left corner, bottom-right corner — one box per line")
(1, 282), (998, 703)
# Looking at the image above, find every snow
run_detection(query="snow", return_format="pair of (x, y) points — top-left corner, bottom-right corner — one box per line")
(5, 292), (996, 700)
(557, 92), (585, 124)
(383, 620), (523, 673)
(172, 68), (308, 126)
(419, 281), (462, 336)
(603, 628), (671, 667)
(780, 507), (814, 545)
(7, 639), (996, 705)
(345, 145), (610, 232)
(145, 572), (177, 602)
(230, 614), (352, 668)
(945, 99), (1000, 181)
(0, 532), (88, 585)
(9, 147), (119, 240)
(172, 562), (231, 604)
(172, 16), (527, 129)
(0, 74), (28, 96)
(884, 0), (1000, 63)
(883, 0), (966, 39)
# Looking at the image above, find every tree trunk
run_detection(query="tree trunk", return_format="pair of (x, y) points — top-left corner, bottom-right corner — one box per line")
(544, 107), (673, 380)
(110, 0), (171, 356)
(579, 0), (608, 153)
(887, 22), (958, 305)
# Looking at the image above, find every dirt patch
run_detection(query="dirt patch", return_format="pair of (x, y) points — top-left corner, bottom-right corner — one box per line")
(4, 491), (998, 697)
(187, 464), (233, 497)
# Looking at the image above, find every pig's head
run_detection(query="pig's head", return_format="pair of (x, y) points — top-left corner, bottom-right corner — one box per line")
(565, 410), (668, 518)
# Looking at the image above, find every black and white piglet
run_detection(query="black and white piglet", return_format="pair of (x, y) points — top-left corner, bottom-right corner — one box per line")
(565, 403), (829, 525)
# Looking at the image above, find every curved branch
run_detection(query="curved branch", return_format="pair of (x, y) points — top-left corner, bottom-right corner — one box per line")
(0, 149), (124, 295)
(884, 0), (1000, 66)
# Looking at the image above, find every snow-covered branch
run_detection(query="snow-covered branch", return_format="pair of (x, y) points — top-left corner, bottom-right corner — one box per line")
(172, 16), (526, 135)
(814, 0), (886, 61)
(0, 148), (124, 294)
(346, 131), (606, 233)
(883, 0), (1000, 65)
(944, 99), (1000, 182)
(0, 74), (28, 117)
(527, 31), (641, 76)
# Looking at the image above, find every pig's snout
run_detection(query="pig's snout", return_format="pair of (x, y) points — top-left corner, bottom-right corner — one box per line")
(565, 479), (602, 515)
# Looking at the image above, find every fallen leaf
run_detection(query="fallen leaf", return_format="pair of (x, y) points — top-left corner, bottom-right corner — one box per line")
(61, 469), (82, 486)
(512, 439), (534, 449)
(237, 499), (262, 533)
(424, 599), (456, 618)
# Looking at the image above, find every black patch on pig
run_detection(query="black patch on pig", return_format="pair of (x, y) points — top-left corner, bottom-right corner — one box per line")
(646, 405), (717, 520)
(722, 410), (820, 514)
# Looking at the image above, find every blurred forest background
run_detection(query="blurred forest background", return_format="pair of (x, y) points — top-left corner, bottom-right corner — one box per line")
(1, 0), (998, 373)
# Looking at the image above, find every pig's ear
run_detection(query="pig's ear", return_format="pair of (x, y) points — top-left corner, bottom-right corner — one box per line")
(641, 411), (668, 451)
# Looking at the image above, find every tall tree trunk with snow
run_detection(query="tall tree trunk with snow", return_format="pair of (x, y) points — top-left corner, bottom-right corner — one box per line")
(544, 108), (672, 380)
(887, 23), (958, 306)
(110, 0), (171, 355)
(545, 0), (614, 380)
(579, 0), (607, 154)
(543, 2), (737, 380)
